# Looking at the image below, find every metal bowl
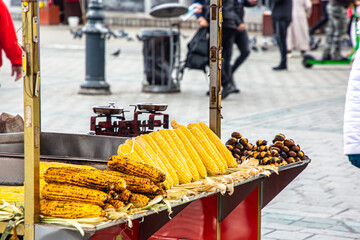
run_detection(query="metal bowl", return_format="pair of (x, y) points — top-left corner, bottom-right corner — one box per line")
(136, 103), (168, 112)
(93, 106), (124, 115)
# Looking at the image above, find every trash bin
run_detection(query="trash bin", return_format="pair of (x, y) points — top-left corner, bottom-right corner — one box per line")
(141, 29), (181, 93)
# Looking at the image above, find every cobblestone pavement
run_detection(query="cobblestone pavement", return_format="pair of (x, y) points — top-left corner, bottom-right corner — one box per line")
(0, 22), (359, 239)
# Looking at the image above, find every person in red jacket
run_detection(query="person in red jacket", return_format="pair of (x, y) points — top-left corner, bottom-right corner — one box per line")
(0, 1), (22, 82)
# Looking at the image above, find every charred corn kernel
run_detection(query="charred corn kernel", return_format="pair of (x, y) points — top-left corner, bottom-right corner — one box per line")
(162, 129), (200, 181)
(117, 189), (132, 203)
(198, 122), (238, 168)
(135, 136), (173, 188)
(150, 131), (192, 184)
(103, 204), (115, 210)
(117, 143), (144, 163)
(40, 200), (105, 218)
(110, 200), (125, 209)
(141, 134), (179, 185)
(130, 193), (150, 208)
(44, 166), (126, 192)
(108, 155), (166, 183)
(42, 183), (110, 206)
(176, 125), (221, 175)
(188, 126), (226, 174)
(174, 128), (207, 178)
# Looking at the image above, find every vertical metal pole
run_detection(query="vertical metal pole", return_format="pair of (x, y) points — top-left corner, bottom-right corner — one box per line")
(209, 0), (222, 138)
(22, 0), (41, 239)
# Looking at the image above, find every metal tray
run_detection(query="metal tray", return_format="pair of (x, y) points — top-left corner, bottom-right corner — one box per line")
(136, 103), (168, 112)
(92, 106), (124, 115)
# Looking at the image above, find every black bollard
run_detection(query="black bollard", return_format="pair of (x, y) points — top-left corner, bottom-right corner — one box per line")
(79, 0), (111, 95)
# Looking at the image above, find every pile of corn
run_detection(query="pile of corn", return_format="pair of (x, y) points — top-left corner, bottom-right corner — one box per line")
(115, 120), (238, 190)
(40, 157), (167, 219)
(0, 162), (95, 204)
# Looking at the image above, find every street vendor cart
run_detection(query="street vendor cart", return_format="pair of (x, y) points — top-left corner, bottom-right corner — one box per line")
(0, 0), (310, 239)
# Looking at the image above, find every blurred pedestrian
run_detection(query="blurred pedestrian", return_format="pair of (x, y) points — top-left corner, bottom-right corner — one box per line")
(344, 49), (360, 168)
(268, 0), (292, 70)
(309, 0), (329, 45)
(286, 0), (312, 57)
(193, 0), (242, 99)
(231, 0), (258, 93)
(0, 0), (22, 82)
(322, 0), (354, 61)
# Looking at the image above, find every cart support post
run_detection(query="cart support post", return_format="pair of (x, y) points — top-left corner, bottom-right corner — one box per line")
(209, 0), (222, 137)
(21, 0), (41, 239)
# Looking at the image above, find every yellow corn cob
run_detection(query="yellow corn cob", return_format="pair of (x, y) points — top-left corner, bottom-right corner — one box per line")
(40, 200), (105, 218)
(175, 125), (222, 175)
(42, 183), (110, 207)
(108, 155), (166, 183)
(103, 170), (153, 186)
(128, 183), (161, 195)
(150, 131), (192, 184)
(188, 123), (228, 168)
(116, 189), (132, 203)
(126, 139), (156, 167)
(141, 134), (179, 185)
(44, 166), (126, 192)
(117, 143), (144, 163)
(174, 129), (207, 178)
(0, 186), (24, 203)
(110, 200), (125, 209)
(164, 129), (200, 180)
(130, 193), (150, 208)
(40, 162), (95, 179)
(198, 122), (238, 168)
(135, 136), (174, 188)
(188, 126), (226, 174)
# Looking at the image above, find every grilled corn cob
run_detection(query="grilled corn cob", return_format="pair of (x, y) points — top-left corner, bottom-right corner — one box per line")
(42, 183), (110, 206)
(103, 170), (153, 186)
(128, 183), (161, 195)
(198, 122), (238, 168)
(175, 125), (221, 175)
(174, 128), (207, 178)
(141, 134), (179, 185)
(44, 166), (126, 192)
(40, 162), (95, 179)
(135, 136), (174, 188)
(40, 200), (105, 218)
(188, 126), (226, 174)
(130, 193), (150, 208)
(164, 129), (200, 180)
(150, 131), (192, 184)
(110, 200), (125, 209)
(116, 189), (132, 203)
(108, 155), (166, 183)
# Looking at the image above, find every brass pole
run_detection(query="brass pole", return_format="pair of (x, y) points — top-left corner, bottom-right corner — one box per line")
(209, 0), (222, 138)
(22, 0), (41, 239)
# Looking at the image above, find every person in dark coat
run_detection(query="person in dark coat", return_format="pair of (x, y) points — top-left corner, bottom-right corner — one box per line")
(193, 0), (242, 99)
(231, 0), (258, 93)
(268, 0), (292, 70)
